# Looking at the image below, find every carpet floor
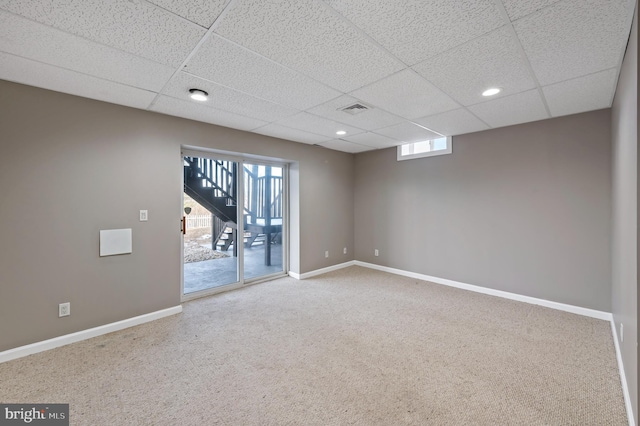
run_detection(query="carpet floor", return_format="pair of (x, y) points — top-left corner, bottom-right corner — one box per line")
(0, 266), (628, 425)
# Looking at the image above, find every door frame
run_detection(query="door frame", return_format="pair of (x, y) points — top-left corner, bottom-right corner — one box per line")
(180, 147), (289, 302)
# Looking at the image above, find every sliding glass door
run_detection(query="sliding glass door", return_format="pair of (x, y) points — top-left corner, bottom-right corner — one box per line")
(181, 151), (287, 299)
(182, 155), (240, 295)
(242, 163), (284, 280)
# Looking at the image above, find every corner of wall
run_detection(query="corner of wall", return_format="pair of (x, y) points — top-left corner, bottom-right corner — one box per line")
(289, 161), (300, 275)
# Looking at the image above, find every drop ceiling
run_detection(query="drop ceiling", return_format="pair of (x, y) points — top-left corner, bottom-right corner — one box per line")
(0, 0), (635, 153)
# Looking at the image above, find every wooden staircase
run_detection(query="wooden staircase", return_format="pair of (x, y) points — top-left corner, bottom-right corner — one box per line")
(183, 156), (283, 258)
(184, 157), (237, 223)
(215, 228), (267, 251)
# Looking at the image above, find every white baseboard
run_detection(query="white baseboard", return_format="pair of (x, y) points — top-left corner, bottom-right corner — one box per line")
(354, 261), (612, 321)
(610, 319), (635, 426)
(0, 305), (182, 364)
(1, 266), (633, 424)
(289, 261), (355, 280)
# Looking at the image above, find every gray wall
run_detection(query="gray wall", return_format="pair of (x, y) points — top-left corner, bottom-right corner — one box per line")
(354, 109), (612, 311)
(0, 80), (354, 351)
(612, 5), (638, 423)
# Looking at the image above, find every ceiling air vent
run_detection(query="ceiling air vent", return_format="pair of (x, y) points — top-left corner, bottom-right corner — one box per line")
(339, 103), (370, 115)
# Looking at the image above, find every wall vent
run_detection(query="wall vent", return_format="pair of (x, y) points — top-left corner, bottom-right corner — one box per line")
(339, 103), (370, 115)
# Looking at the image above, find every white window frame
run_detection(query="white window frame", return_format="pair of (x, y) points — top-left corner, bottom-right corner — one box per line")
(397, 136), (452, 161)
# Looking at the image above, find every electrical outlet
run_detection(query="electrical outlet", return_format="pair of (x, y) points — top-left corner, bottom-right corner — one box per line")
(343, 247), (347, 254)
(620, 323), (624, 343)
(374, 249), (379, 256)
(59, 302), (70, 317)
(325, 250), (329, 258)
(139, 210), (148, 221)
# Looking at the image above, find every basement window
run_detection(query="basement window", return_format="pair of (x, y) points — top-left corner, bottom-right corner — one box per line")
(397, 137), (452, 161)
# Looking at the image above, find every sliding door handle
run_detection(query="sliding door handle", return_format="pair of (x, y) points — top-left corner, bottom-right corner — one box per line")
(181, 216), (186, 235)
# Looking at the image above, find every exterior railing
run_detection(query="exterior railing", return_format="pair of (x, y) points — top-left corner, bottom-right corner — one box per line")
(185, 157), (283, 225)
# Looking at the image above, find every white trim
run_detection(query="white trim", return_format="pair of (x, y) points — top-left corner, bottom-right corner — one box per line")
(288, 271), (301, 279)
(289, 261), (355, 280)
(2, 265), (633, 423)
(354, 261), (612, 321)
(0, 306), (182, 364)
(183, 282), (244, 301)
(610, 319), (635, 426)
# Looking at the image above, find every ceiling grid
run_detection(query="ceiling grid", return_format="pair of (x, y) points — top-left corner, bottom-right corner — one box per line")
(0, 0), (634, 152)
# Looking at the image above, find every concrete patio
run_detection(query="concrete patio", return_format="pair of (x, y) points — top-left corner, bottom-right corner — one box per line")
(184, 243), (284, 294)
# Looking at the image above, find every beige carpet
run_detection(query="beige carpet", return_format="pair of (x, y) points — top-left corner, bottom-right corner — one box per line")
(0, 267), (627, 425)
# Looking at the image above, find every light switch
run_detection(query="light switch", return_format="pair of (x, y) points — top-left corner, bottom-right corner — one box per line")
(139, 210), (148, 221)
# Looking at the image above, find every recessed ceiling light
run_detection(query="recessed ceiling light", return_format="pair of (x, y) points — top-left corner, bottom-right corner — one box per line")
(482, 87), (501, 97)
(336, 130), (347, 136)
(189, 89), (208, 101)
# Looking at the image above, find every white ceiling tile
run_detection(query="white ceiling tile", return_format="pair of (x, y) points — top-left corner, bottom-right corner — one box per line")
(0, 0), (205, 67)
(146, 0), (230, 28)
(213, 0), (403, 92)
(375, 122), (442, 143)
(318, 139), (371, 153)
(163, 72), (299, 123)
(0, 11), (175, 92)
(325, 0), (504, 65)
(514, 0), (634, 85)
(414, 108), (490, 136)
(501, 0), (563, 21)
(468, 89), (549, 128)
(152, 95), (268, 131)
(543, 69), (618, 117)
(252, 124), (330, 145)
(0, 0), (634, 142)
(343, 132), (401, 149)
(351, 69), (459, 119)
(0, 52), (156, 109)
(306, 95), (403, 131)
(185, 35), (340, 110)
(413, 26), (536, 106)
(273, 112), (365, 139)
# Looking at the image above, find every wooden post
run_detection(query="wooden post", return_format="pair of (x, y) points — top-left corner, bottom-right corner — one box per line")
(250, 165), (259, 225)
(211, 213), (215, 250)
(232, 228), (238, 258)
(264, 166), (272, 266)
